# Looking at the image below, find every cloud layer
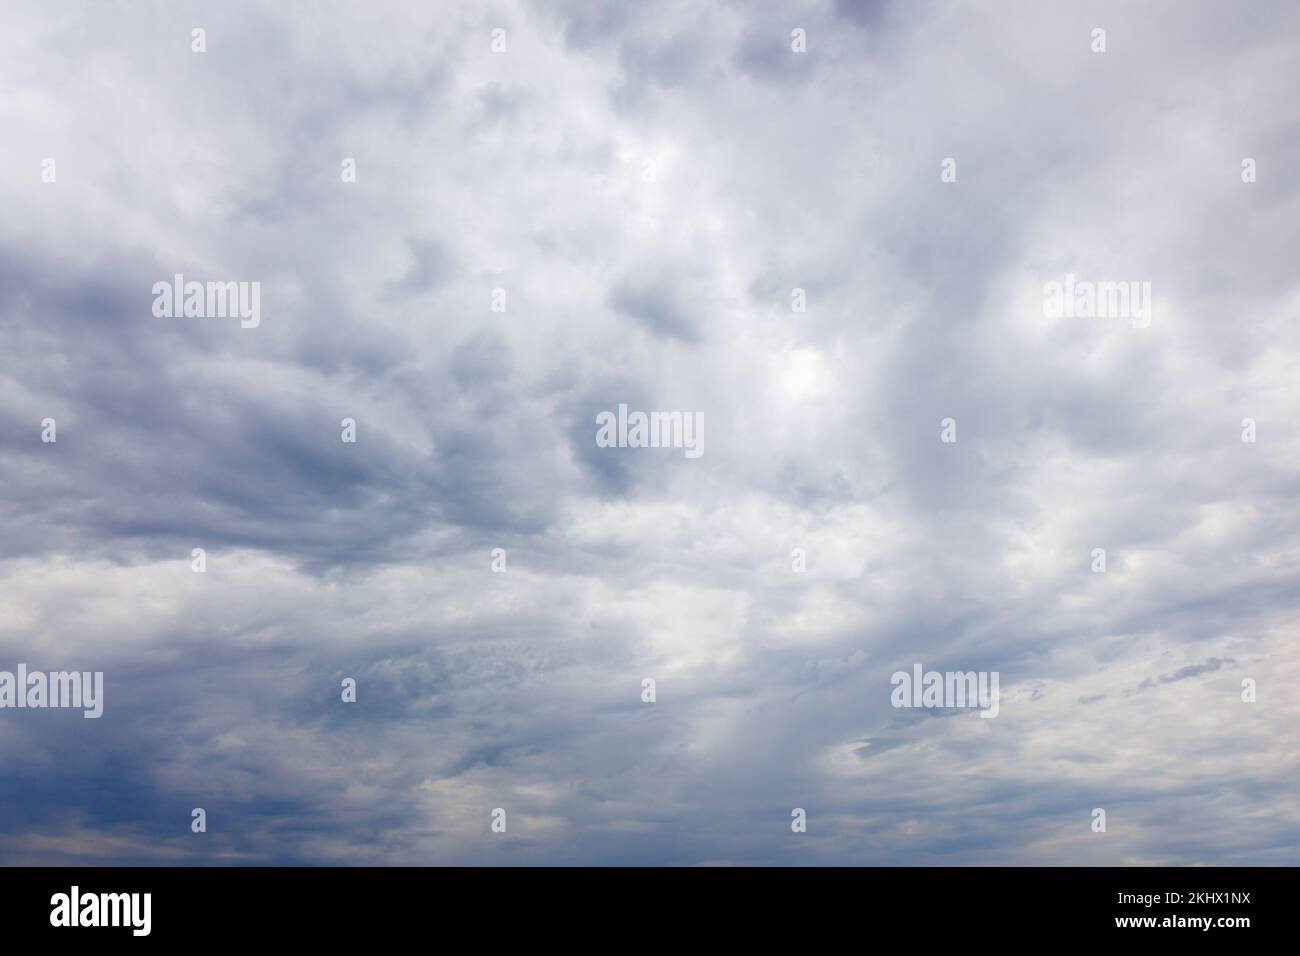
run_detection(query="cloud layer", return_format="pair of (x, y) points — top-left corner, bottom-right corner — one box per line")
(1, 0), (1297, 865)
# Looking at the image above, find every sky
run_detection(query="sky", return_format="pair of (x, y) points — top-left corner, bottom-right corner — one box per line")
(0, 0), (1297, 865)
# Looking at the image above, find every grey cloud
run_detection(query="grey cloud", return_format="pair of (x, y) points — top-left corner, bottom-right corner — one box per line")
(384, 238), (456, 300)
(0, 0), (1297, 867)
(608, 268), (709, 343)
(733, 28), (817, 83)
(1143, 657), (1238, 688)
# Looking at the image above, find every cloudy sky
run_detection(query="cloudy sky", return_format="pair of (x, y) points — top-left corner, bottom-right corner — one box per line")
(1, 0), (1297, 865)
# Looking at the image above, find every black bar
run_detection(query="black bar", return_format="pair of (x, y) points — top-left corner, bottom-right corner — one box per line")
(0, 866), (1283, 943)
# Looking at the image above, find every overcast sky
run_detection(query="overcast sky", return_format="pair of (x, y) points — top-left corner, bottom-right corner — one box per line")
(1, 0), (1298, 865)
